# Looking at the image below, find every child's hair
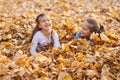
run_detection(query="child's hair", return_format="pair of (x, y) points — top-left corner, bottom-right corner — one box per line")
(86, 18), (104, 35)
(30, 13), (46, 42)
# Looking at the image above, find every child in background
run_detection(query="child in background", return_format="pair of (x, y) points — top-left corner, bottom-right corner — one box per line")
(75, 18), (104, 40)
(30, 13), (60, 55)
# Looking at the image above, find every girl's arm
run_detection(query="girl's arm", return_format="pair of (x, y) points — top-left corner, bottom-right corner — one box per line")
(75, 32), (81, 39)
(52, 32), (60, 47)
(30, 32), (39, 55)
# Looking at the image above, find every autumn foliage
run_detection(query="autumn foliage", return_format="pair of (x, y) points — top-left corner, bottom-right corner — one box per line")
(0, 0), (120, 80)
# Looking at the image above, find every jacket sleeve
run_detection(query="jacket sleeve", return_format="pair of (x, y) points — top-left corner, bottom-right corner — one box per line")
(30, 32), (39, 56)
(75, 32), (81, 39)
(52, 32), (60, 47)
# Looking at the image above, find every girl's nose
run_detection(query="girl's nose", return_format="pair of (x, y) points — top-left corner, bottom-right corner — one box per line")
(46, 21), (49, 24)
(80, 29), (83, 33)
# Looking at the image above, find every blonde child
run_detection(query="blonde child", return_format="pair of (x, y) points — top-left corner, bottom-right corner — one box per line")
(30, 13), (60, 55)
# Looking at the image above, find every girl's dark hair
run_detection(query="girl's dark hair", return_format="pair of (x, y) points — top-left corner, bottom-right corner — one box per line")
(87, 19), (104, 35)
(30, 13), (46, 42)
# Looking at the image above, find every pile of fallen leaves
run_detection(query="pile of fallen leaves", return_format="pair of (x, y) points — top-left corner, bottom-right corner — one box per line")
(0, 0), (120, 80)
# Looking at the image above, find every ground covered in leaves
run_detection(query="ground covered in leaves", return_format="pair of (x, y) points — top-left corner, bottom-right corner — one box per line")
(0, 0), (120, 80)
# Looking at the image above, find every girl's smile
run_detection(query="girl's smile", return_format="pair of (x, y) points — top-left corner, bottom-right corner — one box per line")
(39, 16), (52, 30)
(80, 21), (91, 38)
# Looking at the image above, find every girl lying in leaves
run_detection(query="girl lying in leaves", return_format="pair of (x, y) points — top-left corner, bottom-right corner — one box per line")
(30, 13), (60, 55)
(75, 18), (104, 41)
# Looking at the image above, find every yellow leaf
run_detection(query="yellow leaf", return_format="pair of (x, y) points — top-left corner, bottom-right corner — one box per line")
(111, 11), (116, 15)
(71, 61), (80, 68)
(6, 34), (12, 39)
(109, 40), (118, 46)
(63, 75), (72, 80)
(101, 65), (114, 80)
(86, 70), (98, 78)
(64, 46), (71, 52)
(79, 62), (85, 68)
(58, 71), (72, 80)
(79, 39), (87, 43)
(57, 55), (66, 64)
(60, 2), (69, 11)
(24, 57), (32, 68)
(18, 67), (26, 76)
(5, 42), (11, 47)
(100, 32), (110, 42)
(90, 32), (101, 41)
(16, 59), (26, 65)
(35, 54), (49, 63)
(56, 63), (65, 70)
(107, 32), (118, 40)
(32, 72), (39, 78)
(77, 53), (84, 61)
(94, 63), (101, 68)
(65, 19), (72, 29)
(1, 75), (11, 80)
(41, 77), (45, 80)
(76, 72), (83, 78)
(41, 77), (51, 80)
(50, 12), (57, 17)
(0, 63), (10, 75)
(0, 57), (10, 63)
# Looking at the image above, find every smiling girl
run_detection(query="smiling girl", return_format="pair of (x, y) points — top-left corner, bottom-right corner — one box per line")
(75, 19), (104, 40)
(30, 13), (60, 55)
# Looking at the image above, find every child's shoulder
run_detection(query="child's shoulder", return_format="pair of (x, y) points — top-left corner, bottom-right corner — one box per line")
(51, 29), (57, 34)
(75, 31), (81, 39)
(75, 31), (81, 36)
(34, 31), (42, 36)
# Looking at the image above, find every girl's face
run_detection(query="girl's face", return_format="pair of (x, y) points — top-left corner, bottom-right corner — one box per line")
(38, 16), (52, 31)
(80, 21), (92, 37)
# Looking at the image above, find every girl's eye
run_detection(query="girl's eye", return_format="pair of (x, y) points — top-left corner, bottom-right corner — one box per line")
(47, 19), (50, 21)
(42, 20), (46, 23)
(82, 26), (86, 30)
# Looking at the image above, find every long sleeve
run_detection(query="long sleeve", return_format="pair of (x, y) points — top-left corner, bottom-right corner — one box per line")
(52, 32), (60, 47)
(75, 32), (81, 39)
(30, 32), (39, 56)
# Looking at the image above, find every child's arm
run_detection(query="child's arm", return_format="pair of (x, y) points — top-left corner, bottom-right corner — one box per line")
(75, 32), (81, 39)
(30, 32), (39, 55)
(52, 32), (60, 47)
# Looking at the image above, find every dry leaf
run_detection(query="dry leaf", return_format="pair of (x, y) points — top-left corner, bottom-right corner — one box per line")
(0, 0), (119, 79)
(58, 71), (72, 80)
(100, 32), (110, 42)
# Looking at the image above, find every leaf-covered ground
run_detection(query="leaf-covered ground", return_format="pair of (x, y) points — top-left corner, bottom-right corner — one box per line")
(0, 0), (120, 80)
